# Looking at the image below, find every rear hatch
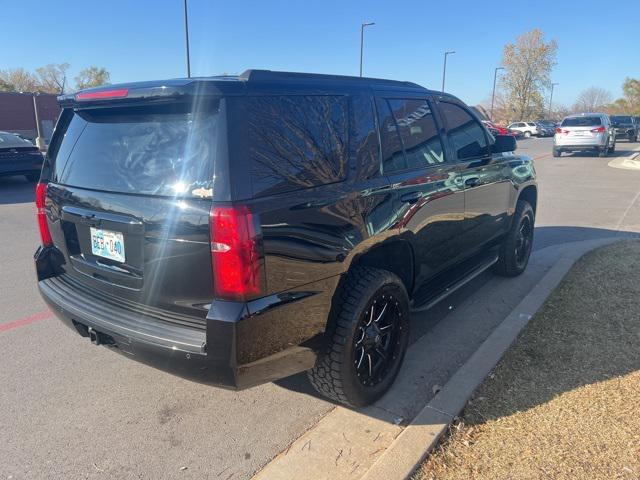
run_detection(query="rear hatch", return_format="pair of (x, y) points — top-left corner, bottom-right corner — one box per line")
(557, 116), (605, 143)
(42, 97), (224, 330)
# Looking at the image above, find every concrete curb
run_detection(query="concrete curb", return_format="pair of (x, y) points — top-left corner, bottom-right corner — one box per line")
(360, 240), (620, 480)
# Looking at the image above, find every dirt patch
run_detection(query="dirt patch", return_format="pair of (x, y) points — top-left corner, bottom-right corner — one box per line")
(416, 240), (640, 480)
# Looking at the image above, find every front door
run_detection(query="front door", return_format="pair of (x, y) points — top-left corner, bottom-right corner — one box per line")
(435, 100), (511, 256)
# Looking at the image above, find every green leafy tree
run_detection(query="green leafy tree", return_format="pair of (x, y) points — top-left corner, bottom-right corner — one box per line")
(501, 29), (558, 120)
(75, 66), (111, 90)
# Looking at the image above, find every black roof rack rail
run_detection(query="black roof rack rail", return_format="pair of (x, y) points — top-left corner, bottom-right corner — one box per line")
(238, 69), (423, 89)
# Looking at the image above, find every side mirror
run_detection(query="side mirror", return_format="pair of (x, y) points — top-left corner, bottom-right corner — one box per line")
(492, 134), (517, 153)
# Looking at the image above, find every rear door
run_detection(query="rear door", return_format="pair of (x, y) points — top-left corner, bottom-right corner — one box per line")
(375, 95), (466, 285)
(42, 100), (223, 325)
(435, 100), (511, 255)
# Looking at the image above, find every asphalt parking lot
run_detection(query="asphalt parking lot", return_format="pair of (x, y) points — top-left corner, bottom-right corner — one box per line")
(2, 137), (640, 479)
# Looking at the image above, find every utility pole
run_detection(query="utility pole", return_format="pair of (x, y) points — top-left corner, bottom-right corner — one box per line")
(359, 22), (375, 77)
(549, 83), (559, 118)
(490, 67), (505, 121)
(441, 51), (455, 92)
(32, 94), (45, 151)
(184, 0), (191, 78)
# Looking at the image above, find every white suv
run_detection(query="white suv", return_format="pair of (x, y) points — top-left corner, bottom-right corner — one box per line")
(553, 113), (615, 158)
(508, 122), (540, 138)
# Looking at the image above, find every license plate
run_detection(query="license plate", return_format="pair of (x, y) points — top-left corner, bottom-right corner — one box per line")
(90, 227), (125, 263)
(573, 131), (588, 136)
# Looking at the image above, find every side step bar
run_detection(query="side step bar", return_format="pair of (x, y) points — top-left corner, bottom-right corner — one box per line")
(411, 253), (499, 312)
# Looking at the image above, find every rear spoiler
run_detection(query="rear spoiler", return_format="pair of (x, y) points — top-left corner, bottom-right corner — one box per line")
(58, 78), (245, 108)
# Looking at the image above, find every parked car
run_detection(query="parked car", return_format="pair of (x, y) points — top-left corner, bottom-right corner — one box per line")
(553, 113), (616, 157)
(537, 119), (558, 129)
(508, 121), (540, 138)
(610, 115), (638, 142)
(534, 122), (554, 137)
(482, 120), (514, 137)
(481, 120), (523, 139)
(34, 70), (537, 407)
(0, 131), (44, 182)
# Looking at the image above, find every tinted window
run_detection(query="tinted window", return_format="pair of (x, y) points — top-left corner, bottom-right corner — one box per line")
(611, 116), (632, 123)
(561, 116), (602, 127)
(376, 99), (406, 173)
(247, 95), (348, 197)
(377, 98), (445, 174)
(0, 132), (34, 148)
(52, 102), (219, 197)
(387, 99), (444, 169)
(439, 102), (489, 160)
(351, 95), (381, 180)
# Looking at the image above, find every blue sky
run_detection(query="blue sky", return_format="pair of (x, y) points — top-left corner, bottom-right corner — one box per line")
(2, 0), (638, 107)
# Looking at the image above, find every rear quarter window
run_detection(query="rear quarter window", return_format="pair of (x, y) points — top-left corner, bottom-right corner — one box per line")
(246, 95), (348, 197)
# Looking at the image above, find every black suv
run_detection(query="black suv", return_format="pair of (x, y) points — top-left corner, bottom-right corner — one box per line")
(34, 70), (537, 407)
(611, 115), (638, 142)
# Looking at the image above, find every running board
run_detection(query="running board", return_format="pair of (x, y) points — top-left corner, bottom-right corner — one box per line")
(411, 253), (499, 312)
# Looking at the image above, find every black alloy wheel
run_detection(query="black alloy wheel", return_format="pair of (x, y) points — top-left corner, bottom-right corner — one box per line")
(353, 291), (403, 387)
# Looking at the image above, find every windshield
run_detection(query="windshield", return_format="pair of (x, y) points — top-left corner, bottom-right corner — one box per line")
(561, 117), (602, 127)
(50, 102), (219, 197)
(0, 132), (35, 148)
(611, 116), (632, 124)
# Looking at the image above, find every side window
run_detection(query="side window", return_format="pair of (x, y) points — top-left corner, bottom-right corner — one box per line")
(247, 95), (348, 197)
(387, 99), (445, 169)
(376, 98), (445, 174)
(351, 95), (381, 180)
(376, 98), (406, 173)
(439, 102), (489, 161)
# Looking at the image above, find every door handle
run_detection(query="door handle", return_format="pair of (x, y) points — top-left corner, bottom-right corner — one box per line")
(465, 177), (480, 187)
(400, 192), (422, 204)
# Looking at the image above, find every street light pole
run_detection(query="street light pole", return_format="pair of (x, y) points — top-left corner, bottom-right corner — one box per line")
(184, 0), (191, 78)
(359, 22), (375, 77)
(490, 67), (505, 121)
(549, 83), (559, 118)
(441, 51), (455, 92)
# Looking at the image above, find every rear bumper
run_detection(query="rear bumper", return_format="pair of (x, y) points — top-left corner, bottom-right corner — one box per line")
(35, 246), (334, 389)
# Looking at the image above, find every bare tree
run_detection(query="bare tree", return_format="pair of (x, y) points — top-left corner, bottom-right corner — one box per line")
(0, 68), (39, 92)
(35, 63), (70, 94)
(572, 87), (613, 113)
(501, 29), (558, 121)
(75, 66), (111, 90)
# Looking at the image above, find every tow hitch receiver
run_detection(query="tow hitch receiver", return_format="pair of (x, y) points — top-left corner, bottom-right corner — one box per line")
(88, 327), (101, 345)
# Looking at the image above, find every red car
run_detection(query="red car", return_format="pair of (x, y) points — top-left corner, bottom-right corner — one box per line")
(482, 120), (520, 137)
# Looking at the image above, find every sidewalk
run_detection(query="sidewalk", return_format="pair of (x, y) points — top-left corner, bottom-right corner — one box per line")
(416, 241), (640, 480)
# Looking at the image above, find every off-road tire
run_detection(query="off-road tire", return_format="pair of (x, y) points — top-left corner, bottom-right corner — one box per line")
(494, 199), (535, 277)
(307, 266), (410, 407)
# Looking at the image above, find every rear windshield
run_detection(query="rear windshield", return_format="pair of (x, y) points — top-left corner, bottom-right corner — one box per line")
(561, 116), (602, 127)
(50, 102), (219, 197)
(611, 116), (632, 123)
(0, 132), (35, 148)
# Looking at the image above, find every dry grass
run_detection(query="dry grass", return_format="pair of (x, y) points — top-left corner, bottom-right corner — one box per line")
(416, 240), (640, 480)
